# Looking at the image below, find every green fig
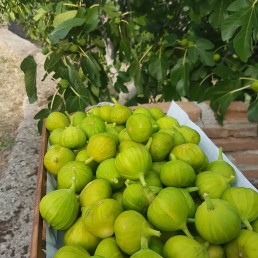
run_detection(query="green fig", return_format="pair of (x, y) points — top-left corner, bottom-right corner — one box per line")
(133, 107), (154, 118)
(80, 115), (106, 138)
(80, 178), (112, 207)
(43, 145), (75, 175)
(126, 113), (153, 143)
(156, 116), (180, 129)
(149, 132), (174, 161)
(85, 133), (117, 164)
(205, 147), (236, 181)
(195, 193), (241, 244)
(160, 158), (196, 188)
(64, 216), (101, 254)
(163, 235), (209, 258)
(114, 210), (161, 255)
(111, 98), (132, 124)
(225, 229), (258, 258)
(87, 106), (100, 116)
(39, 178), (79, 230)
(54, 245), (91, 258)
(195, 171), (235, 199)
(71, 111), (87, 126)
(96, 158), (125, 190)
(45, 111), (69, 132)
(170, 143), (208, 172)
(99, 105), (114, 123)
(149, 106), (165, 120)
(82, 198), (123, 238)
(176, 125), (200, 144)
(147, 187), (192, 237)
(60, 124), (87, 149)
(115, 146), (152, 187)
(49, 128), (65, 145)
(221, 187), (258, 230)
(122, 183), (155, 214)
(57, 161), (93, 193)
(94, 237), (126, 258)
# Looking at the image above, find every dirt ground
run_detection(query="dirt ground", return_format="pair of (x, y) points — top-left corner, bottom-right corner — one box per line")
(0, 41), (24, 179)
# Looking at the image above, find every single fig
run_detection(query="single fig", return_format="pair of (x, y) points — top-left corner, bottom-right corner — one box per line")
(43, 145), (75, 175)
(60, 125), (86, 149)
(82, 198), (123, 238)
(49, 128), (65, 145)
(57, 161), (93, 193)
(45, 111), (69, 132)
(205, 147), (236, 181)
(147, 187), (192, 237)
(225, 229), (258, 258)
(122, 183), (156, 214)
(94, 237), (126, 258)
(39, 178), (79, 230)
(176, 125), (200, 144)
(64, 216), (101, 254)
(160, 158), (196, 188)
(80, 115), (106, 138)
(126, 113), (153, 143)
(133, 107), (154, 118)
(80, 178), (112, 207)
(156, 116), (180, 129)
(149, 132), (174, 161)
(149, 106), (165, 120)
(111, 98), (132, 124)
(195, 171), (234, 199)
(163, 235), (209, 258)
(85, 133), (117, 163)
(195, 193), (241, 244)
(221, 187), (258, 230)
(71, 111), (87, 126)
(96, 158), (125, 190)
(115, 146), (152, 187)
(170, 143), (208, 172)
(54, 245), (91, 258)
(114, 210), (161, 255)
(99, 104), (114, 123)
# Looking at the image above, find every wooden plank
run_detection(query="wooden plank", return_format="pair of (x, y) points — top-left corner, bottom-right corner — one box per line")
(30, 120), (48, 258)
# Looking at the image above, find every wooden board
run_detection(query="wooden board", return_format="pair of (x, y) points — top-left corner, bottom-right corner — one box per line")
(30, 120), (48, 258)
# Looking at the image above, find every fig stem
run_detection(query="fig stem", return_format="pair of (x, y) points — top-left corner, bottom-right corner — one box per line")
(144, 137), (152, 151)
(112, 97), (118, 105)
(218, 147), (223, 161)
(85, 156), (94, 165)
(141, 236), (149, 250)
(242, 219), (253, 231)
(203, 193), (215, 210)
(148, 228), (161, 238)
(65, 111), (71, 123)
(182, 226), (193, 238)
(69, 176), (76, 193)
(186, 186), (199, 193)
(139, 173), (147, 187)
(187, 218), (195, 223)
(113, 177), (119, 184)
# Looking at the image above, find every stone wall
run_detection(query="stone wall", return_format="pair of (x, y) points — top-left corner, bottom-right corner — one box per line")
(134, 101), (258, 189)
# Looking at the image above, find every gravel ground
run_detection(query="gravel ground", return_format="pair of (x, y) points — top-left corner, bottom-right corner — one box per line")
(0, 27), (55, 258)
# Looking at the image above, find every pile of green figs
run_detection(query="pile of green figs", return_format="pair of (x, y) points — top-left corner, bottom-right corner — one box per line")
(41, 99), (258, 258)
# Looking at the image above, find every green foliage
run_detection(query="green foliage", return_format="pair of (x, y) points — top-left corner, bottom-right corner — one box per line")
(1, 0), (258, 129)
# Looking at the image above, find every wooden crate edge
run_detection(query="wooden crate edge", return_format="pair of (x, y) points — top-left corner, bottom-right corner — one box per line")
(30, 120), (48, 258)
